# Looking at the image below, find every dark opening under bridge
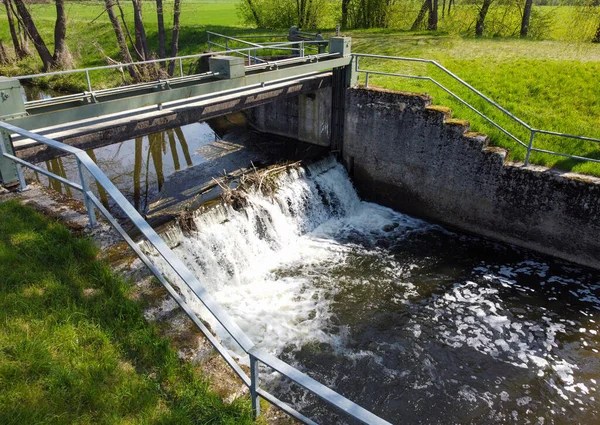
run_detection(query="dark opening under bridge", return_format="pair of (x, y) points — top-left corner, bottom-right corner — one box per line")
(2, 32), (600, 425)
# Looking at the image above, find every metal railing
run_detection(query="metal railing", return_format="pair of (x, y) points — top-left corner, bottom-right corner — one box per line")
(16, 41), (327, 105)
(207, 31), (326, 64)
(0, 116), (392, 424)
(354, 54), (600, 166)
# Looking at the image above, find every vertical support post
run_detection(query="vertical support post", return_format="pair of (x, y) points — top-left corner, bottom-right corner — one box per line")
(249, 354), (260, 419)
(301, 41), (305, 57)
(225, 39), (229, 51)
(179, 58), (184, 77)
(524, 130), (536, 166)
(85, 70), (92, 92)
(207, 32), (211, 50)
(0, 131), (25, 189)
(76, 157), (97, 227)
(248, 49), (251, 65)
(365, 72), (370, 88)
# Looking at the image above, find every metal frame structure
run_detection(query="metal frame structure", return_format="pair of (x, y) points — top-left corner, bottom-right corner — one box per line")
(206, 31), (326, 64)
(0, 46), (391, 424)
(354, 54), (600, 166)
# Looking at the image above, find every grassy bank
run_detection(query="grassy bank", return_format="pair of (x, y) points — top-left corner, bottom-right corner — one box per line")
(1, 1), (599, 175)
(0, 200), (256, 425)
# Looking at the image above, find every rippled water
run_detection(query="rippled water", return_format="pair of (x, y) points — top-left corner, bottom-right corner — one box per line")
(150, 158), (599, 424)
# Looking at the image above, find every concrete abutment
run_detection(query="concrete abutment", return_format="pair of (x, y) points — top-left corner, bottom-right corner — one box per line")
(247, 85), (600, 270)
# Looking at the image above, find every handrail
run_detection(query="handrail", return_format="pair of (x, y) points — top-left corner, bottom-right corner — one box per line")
(0, 122), (393, 424)
(14, 41), (323, 98)
(353, 53), (600, 166)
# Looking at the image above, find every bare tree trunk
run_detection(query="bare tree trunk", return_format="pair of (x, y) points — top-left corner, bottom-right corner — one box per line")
(428, 0), (438, 30)
(168, 0), (182, 76)
(156, 0), (166, 62)
(476, 0), (494, 36)
(442, 0), (446, 19)
(3, 0), (25, 58)
(131, 0), (150, 61)
(243, 0), (261, 27)
(53, 0), (71, 68)
(411, 0), (430, 31)
(594, 21), (600, 43)
(342, 0), (350, 28)
(0, 40), (8, 64)
(13, 0), (54, 70)
(104, 0), (140, 80)
(520, 0), (533, 37)
(448, 0), (454, 17)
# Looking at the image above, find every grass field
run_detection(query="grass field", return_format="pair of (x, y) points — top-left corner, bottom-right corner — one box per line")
(0, 1), (599, 174)
(0, 200), (257, 425)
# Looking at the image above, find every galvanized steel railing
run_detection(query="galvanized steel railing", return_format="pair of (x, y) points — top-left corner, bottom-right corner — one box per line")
(207, 31), (326, 65)
(0, 71), (392, 425)
(354, 54), (600, 166)
(15, 40), (328, 104)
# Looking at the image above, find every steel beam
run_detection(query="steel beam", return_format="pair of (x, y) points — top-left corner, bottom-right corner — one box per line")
(7, 56), (351, 132)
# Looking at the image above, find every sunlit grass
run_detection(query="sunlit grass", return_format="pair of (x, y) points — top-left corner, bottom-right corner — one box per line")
(0, 200), (256, 425)
(1, 2), (599, 174)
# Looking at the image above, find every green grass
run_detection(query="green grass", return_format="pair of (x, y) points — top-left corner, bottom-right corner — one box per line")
(0, 200), (256, 425)
(349, 32), (600, 175)
(1, 1), (599, 174)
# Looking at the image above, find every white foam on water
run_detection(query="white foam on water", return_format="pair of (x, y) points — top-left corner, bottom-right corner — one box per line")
(147, 159), (431, 359)
(142, 157), (600, 422)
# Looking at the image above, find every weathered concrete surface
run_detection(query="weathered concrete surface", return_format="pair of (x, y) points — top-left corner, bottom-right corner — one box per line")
(245, 86), (332, 146)
(13, 73), (332, 164)
(342, 87), (600, 270)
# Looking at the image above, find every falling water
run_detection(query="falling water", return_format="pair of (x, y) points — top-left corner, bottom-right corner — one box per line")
(150, 157), (600, 424)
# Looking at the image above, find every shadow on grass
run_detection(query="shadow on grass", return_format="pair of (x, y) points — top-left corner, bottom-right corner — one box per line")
(0, 200), (255, 425)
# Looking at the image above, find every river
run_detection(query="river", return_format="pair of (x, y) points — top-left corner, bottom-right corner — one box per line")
(151, 157), (600, 424)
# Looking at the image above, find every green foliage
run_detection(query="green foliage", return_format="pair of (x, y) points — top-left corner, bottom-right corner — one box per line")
(0, 200), (256, 425)
(352, 32), (600, 175)
(237, 0), (336, 29)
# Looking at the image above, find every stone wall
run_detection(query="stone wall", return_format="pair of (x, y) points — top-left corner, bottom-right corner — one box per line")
(342, 87), (600, 270)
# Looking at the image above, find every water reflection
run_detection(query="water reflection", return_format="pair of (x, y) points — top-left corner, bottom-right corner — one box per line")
(29, 122), (218, 217)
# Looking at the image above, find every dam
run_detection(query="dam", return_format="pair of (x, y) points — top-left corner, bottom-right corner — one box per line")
(1, 33), (599, 424)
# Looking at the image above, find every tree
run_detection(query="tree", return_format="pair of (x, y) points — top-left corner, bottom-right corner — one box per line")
(13, 0), (55, 70)
(475, 0), (495, 36)
(53, 0), (71, 68)
(0, 40), (8, 64)
(520, 0), (534, 37)
(156, 0), (166, 62)
(2, 0), (26, 59)
(412, 0), (439, 31)
(428, 0), (439, 30)
(104, 0), (140, 80)
(342, 0), (351, 28)
(168, 0), (182, 76)
(594, 21), (600, 43)
(131, 0), (150, 61)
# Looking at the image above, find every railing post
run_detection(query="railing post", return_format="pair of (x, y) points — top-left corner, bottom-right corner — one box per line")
(248, 49), (251, 65)
(225, 39), (229, 51)
(301, 41), (305, 57)
(85, 70), (92, 93)
(524, 130), (536, 166)
(249, 354), (260, 419)
(76, 157), (97, 227)
(365, 72), (370, 88)
(179, 58), (184, 77)
(207, 32), (211, 50)
(0, 131), (27, 190)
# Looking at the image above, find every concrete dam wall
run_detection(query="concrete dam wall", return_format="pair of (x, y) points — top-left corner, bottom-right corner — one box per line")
(247, 86), (600, 270)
